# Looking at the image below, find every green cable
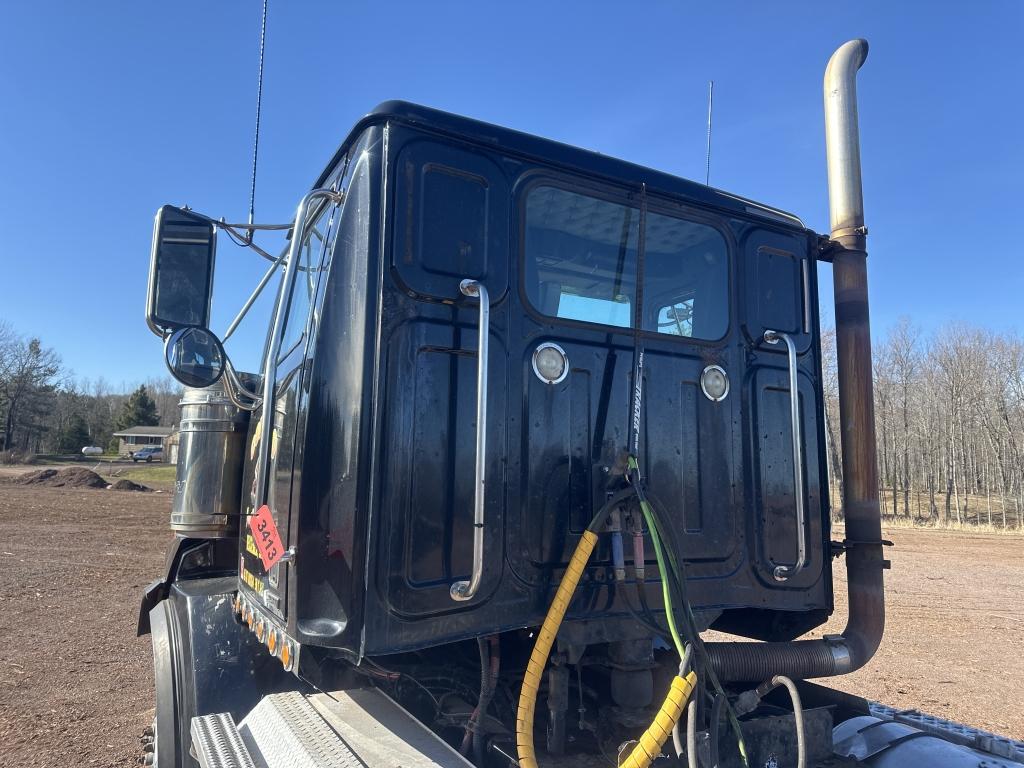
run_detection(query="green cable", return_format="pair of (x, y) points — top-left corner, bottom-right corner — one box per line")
(628, 456), (750, 768)
(640, 497), (686, 659)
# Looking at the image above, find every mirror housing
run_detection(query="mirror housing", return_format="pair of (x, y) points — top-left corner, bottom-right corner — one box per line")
(146, 206), (216, 337)
(164, 326), (226, 388)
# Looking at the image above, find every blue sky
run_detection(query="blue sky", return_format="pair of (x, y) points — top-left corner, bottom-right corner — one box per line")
(1, 2), (1020, 386)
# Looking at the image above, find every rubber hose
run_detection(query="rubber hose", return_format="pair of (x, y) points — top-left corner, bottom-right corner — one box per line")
(756, 676), (805, 768)
(516, 530), (598, 768)
(461, 638), (490, 757)
(671, 647), (694, 759)
(619, 672), (697, 768)
(708, 693), (725, 768)
(686, 698), (698, 768)
(474, 637), (500, 766)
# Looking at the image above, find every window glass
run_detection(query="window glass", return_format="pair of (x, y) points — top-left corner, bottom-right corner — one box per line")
(419, 164), (488, 278)
(524, 186), (637, 328)
(755, 247), (800, 333)
(277, 202), (334, 362)
(642, 212), (729, 340)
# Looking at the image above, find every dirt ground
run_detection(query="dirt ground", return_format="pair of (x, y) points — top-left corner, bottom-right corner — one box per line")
(0, 481), (171, 767)
(0, 480), (1021, 767)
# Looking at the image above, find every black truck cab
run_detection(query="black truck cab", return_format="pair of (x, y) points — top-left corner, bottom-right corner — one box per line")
(233, 102), (832, 671)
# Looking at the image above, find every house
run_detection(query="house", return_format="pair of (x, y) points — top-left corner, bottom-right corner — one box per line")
(112, 426), (174, 458)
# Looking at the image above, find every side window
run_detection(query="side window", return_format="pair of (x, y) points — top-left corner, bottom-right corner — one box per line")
(524, 186), (637, 328)
(277, 203), (334, 363)
(642, 212), (728, 340)
(393, 139), (509, 300)
(755, 246), (800, 333)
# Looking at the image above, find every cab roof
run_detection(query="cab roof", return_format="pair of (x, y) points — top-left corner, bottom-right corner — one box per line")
(319, 100), (807, 232)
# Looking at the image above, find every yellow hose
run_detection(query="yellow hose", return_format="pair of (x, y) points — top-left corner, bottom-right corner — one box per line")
(515, 529), (697, 768)
(619, 672), (697, 768)
(516, 530), (598, 768)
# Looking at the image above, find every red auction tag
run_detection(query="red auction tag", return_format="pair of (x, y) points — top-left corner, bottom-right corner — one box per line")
(248, 504), (285, 570)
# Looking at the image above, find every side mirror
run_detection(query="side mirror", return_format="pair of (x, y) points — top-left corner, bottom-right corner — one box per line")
(146, 206), (216, 336)
(164, 326), (226, 388)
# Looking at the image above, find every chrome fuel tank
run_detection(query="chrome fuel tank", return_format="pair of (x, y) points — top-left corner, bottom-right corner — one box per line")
(171, 382), (250, 537)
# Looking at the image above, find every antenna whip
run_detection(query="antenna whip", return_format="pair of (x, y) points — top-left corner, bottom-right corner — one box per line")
(705, 80), (714, 186)
(248, 0), (269, 228)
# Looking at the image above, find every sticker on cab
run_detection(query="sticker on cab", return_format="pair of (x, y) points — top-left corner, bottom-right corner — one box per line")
(248, 504), (285, 570)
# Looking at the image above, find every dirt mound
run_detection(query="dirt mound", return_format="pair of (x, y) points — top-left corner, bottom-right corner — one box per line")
(16, 467), (108, 489)
(15, 469), (58, 484)
(110, 479), (152, 493)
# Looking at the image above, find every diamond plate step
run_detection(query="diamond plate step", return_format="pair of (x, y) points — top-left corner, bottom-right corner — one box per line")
(191, 712), (256, 768)
(192, 688), (473, 768)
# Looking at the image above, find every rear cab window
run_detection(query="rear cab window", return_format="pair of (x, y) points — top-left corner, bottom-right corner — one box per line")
(523, 184), (729, 340)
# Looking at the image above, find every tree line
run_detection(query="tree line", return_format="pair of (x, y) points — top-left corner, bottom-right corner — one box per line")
(823, 320), (1024, 528)
(4, 317), (1022, 528)
(0, 320), (181, 458)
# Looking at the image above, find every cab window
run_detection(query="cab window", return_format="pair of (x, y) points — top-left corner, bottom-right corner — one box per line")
(642, 212), (728, 340)
(524, 186), (637, 329)
(523, 185), (728, 339)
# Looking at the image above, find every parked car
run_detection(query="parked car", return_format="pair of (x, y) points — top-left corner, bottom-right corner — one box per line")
(132, 447), (163, 463)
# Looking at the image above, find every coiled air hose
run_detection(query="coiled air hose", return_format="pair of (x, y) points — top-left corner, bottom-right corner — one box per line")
(516, 495), (698, 768)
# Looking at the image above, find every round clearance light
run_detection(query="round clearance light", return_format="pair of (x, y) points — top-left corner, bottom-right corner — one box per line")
(267, 629), (279, 656)
(700, 365), (730, 402)
(532, 343), (569, 385)
(280, 641), (294, 672)
(244, 606), (254, 628)
(255, 618), (266, 643)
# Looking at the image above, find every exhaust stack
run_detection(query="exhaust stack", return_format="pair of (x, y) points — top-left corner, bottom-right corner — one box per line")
(707, 39), (885, 682)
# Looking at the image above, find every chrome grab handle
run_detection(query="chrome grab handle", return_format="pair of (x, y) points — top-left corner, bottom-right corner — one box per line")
(451, 279), (490, 601)
(764, 330), (807, 581)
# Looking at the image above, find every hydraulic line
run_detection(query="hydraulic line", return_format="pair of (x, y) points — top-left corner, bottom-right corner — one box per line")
(754, 676), (805, 768)
(516, 500), (697, 768)
(515, 529), (599, 768)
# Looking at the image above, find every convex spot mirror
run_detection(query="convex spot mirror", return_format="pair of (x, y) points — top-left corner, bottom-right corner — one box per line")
(165, 327), (226, 388)
(146, 205), (216, 336)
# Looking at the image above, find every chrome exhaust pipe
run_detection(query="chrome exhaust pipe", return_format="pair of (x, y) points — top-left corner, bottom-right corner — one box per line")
(708, 39), (884, 682)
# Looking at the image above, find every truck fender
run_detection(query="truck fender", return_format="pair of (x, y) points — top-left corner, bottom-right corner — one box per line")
(148, 576), (298, 768)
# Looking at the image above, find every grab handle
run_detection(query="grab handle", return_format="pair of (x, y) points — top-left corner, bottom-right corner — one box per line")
(451, 279), (489, 601)
(764, 330), (807, 581)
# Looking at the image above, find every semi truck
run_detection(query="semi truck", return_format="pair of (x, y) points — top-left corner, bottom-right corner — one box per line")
(138, 40), (1024, 768)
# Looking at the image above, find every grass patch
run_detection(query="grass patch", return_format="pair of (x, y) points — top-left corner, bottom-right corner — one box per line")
(103, 464), (177, 490)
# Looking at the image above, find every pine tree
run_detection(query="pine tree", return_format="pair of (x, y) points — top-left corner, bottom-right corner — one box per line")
(58, 414), (91, 453)
(115, 385), (160, 430)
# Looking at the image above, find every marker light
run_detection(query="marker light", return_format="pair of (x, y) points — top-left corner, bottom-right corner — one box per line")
(255, 618), (266, 642)
(532, 343), (569, 384)
(267, 629), (279, 656)
(700, 365), (729, 402)
(280, 641), (293, 672)
(244, 606), (254, 628)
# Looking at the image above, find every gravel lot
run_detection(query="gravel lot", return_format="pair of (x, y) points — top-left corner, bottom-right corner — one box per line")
(0, 479), (1021, 766)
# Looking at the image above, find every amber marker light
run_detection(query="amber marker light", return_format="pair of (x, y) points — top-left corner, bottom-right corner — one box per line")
(280, 641), (293, 672)
(267, 629), (279, 656)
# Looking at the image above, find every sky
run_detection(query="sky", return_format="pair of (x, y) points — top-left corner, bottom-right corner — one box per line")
(1, 2), (1021, 386)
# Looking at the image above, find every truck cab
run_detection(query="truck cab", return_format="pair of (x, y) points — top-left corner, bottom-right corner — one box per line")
(136, 42), (1019, 768)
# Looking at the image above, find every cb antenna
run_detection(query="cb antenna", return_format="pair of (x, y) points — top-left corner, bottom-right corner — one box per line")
(705, 80), (714, 186)
(248, 0), (269, 230)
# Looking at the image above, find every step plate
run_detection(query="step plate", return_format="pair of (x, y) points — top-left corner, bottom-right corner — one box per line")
(192, 688), (472, 768)
(191, 712), (256, 768)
